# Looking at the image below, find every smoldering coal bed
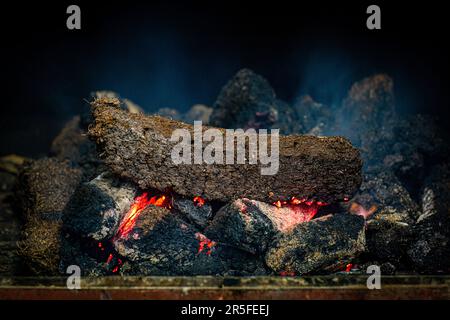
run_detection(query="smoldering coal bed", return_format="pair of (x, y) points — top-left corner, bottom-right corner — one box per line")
(1, 69), (450, 298)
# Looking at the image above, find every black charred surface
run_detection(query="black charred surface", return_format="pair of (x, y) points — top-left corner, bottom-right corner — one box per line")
(173, 197), (212, 229)
(11, 71), (450, 276)
(63, 172), (136, 241)
(114, 205), (266, 276)
(408, 163), (450, 273)
(51, 116), (106, 181)
(205, 199), (276, 255)
(365, 208), (414, 266)
(210, 69), (302, 134)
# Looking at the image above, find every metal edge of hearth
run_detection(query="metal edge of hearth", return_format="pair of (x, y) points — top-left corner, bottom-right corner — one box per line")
(0, 275), (449, 300)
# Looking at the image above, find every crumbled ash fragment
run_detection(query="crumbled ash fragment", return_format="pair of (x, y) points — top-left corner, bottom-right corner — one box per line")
(114, 205), (265, 275)
(205, 198), (320, 254)
(63, 172), (137, 241)
(265, 213), (365, 275)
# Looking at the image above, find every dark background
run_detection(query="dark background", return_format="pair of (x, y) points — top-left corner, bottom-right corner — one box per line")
(0, 0), (448, 157)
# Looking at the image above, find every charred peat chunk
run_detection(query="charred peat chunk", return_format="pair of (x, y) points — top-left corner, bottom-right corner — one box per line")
(349, 169), (419, 220)
(210, 69), (302, 134)
(265, 213), (365, 275)
(408, 163), (450, 273)
(293, 95), (333, 136)
(335, 74), (397, 169)
(113, 205), (265, 276)
(364, 208), (413, 265)
(51, 116), (106, 181)
(62, 172), (137, 241)
(173, 196), (212, 228)
(16, 158), (82, 274)
(205, 198), (323, 254)
(345, 170), (417, 266)
(88, 97), (362, 204)
(59, 234), (110, 277)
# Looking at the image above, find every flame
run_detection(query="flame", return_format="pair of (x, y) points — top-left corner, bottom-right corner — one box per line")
(115, 192), (171, 240)
(195, 232), (216, 256)
(350, 202), (377, 219)
(193, 196), (205, 207)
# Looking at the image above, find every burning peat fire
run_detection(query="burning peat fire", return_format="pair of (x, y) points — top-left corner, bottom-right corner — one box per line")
(10, 69), (450, 278)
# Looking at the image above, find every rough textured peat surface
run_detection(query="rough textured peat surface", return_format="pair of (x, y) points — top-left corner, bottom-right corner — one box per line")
(89, 97), (362, 204)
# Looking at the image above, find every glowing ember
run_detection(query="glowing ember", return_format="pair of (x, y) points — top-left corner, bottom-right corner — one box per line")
(193, 196), (205, 207)
(349, 202), (377, 219)
(345, 263), (353, 272)
(106, 253), (113, 265)
(268, 197), (327, 230)
(195, 232), (216, 255)
(272, 197), (327, 208)
(115, 192), (171, 240)
(280, 271), (296, 276)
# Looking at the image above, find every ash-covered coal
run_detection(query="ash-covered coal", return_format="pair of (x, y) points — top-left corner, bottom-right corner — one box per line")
(293, 95), (333, 136)
(205, 198), (322, 254)
(113, 204), (266, 276)
(63, 172), (137, 241)
(408, 163), (450, 273)
(210, 69), (302, 134)
(265, 213), (366, 275)
(51, 116), (106, 182)
(173, 196), (212, 228)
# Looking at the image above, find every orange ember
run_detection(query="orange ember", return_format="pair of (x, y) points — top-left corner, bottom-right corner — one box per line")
(115, 192), (171, 240)
(193, 196), (206, 207)
(195, 232), (216, 255)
